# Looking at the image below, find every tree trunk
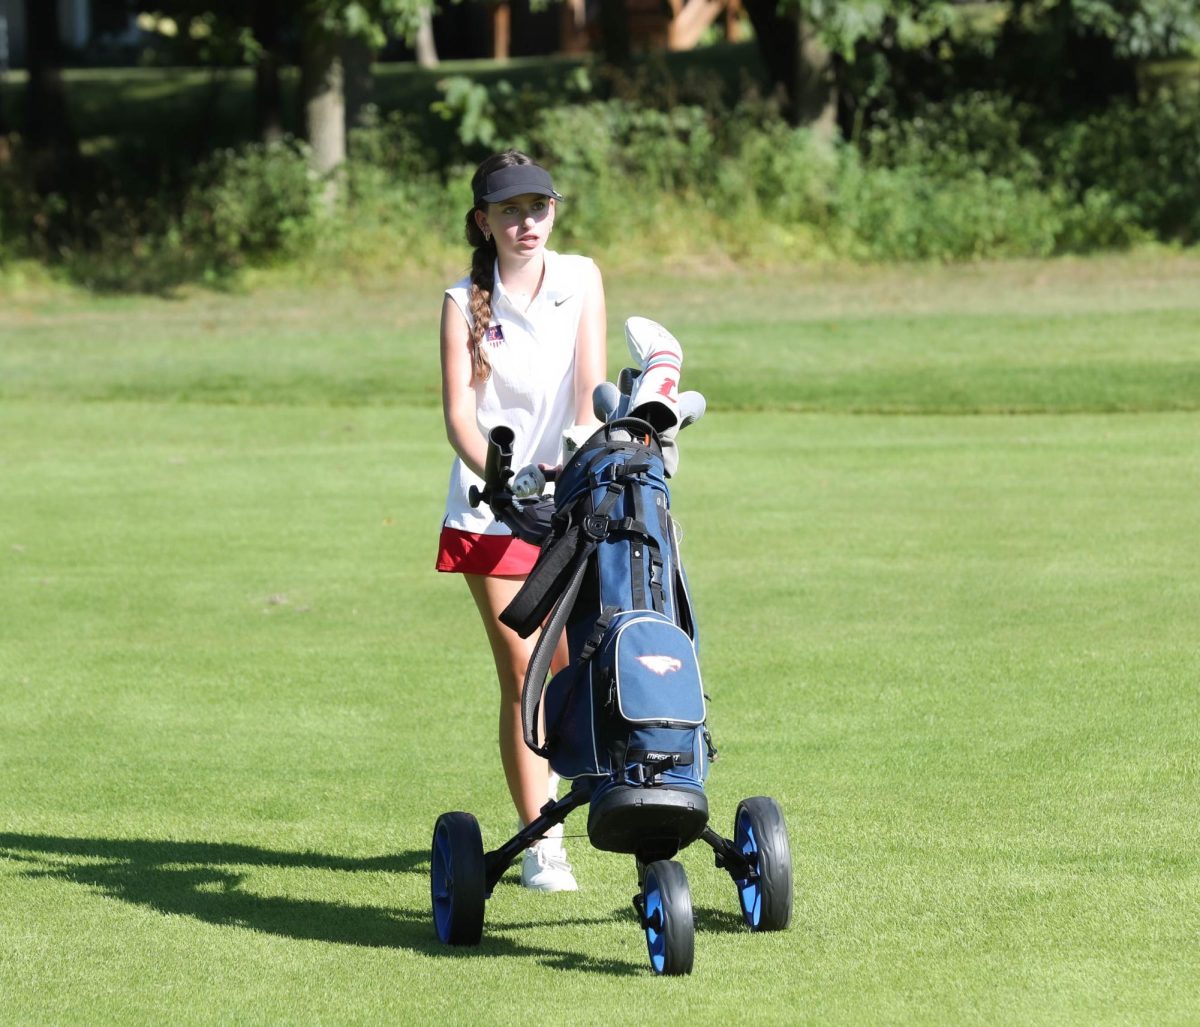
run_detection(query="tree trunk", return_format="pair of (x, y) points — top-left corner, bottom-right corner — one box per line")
(742, 0), (835, 134)
(415, 6), (439, 69)
(24, 0), (75, 158)
(301, 28), (346, 185)
(795, 18), (836, 140)
(253, 0), (285, 145)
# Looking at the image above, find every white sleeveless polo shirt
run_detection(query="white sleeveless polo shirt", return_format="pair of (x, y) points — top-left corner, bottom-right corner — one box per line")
(442, 250), (595, 535)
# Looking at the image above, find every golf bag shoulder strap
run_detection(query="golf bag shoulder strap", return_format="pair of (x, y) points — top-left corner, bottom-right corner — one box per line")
(499, 522), (585, 638)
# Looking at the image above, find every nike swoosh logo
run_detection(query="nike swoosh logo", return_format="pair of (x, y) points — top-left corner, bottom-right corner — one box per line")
(554, 297), (570, 307)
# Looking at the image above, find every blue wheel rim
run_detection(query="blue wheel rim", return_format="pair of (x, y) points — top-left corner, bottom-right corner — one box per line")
(644, 874), (666, 974)
(431, 824), (454, 942)
(735, 810), (762, 928)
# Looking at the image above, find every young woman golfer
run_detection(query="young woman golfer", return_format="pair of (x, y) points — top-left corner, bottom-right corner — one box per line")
(436, 151), (608, 891)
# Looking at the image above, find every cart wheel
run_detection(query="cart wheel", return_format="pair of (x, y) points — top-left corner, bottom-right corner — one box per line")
(430, 812), (486, 945)
(733, 797), (793, 931)
(641, 860), (694, 975)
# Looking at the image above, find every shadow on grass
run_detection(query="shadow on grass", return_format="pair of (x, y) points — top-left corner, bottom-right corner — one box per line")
(0, 832), (642, 976)
(693, 905), (752, 935)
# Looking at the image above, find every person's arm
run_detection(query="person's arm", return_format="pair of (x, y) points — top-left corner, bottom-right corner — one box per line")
(440, 295), (488, 480)
(572, 260), (608, 428)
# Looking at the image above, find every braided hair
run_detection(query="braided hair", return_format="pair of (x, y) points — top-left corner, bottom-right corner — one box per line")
(463, 150), (535, 381)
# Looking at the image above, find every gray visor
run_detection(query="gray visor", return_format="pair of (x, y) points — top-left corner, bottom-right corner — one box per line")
(476, 164), (563, 205)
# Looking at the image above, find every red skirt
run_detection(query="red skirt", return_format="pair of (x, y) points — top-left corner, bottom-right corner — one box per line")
(435, 525), (541, 576)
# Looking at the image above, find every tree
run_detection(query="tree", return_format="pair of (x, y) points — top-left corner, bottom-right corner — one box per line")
(252, 0), (286, 144)
(747, 0), (1200, 134)
(990, 0), (1200, 114)
(24, 0), (77, 170)
(295, 1), (428, 178)
(141, 1), (427, 173)
(741, 0), (836, 132)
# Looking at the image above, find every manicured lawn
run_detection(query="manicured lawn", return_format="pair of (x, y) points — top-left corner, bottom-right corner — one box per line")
(1, 254), (1197, 1022)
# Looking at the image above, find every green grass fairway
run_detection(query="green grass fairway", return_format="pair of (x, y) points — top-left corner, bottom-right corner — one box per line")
(2, 255), (1198, 1023)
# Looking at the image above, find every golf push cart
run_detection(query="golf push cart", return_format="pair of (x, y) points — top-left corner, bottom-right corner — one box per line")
(430, 318), (793, 975)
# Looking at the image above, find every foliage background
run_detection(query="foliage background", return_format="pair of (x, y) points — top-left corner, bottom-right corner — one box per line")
(1, 37), (1198, 291)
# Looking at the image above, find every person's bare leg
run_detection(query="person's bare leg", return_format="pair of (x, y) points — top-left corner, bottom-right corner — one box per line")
(465, 573), (551, 828)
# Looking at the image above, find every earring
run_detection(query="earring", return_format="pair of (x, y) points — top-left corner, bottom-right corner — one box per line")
(483, 230), (491, 242)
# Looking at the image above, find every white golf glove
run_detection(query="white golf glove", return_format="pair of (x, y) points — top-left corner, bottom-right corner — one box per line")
(511, 464), (546, 499)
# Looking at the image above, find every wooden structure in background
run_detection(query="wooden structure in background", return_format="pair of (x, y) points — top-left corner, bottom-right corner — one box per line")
(488, 0), (742, 60)
(666, 0), (742, 49)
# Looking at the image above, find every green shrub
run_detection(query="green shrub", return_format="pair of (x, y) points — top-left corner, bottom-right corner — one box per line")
(862, 92), (1045, 183)
(733, 121), (839, 227)
(1047, 96), (1200, 243)
(4, 66), (1198, 290)
(529, 100), (721, 250)
(181, 139), (321, 267)
(835, 156), (1063, 261)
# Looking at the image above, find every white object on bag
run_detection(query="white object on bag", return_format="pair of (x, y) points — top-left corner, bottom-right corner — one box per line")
(562, 423), (594, 460)
(624, 317), (683, 433)
(666, 390), (706, 437)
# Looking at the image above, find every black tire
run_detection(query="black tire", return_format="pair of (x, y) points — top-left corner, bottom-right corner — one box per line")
(641, 860), (695, 975)
(430, 811), (486, 945)
(733, 796), (793, 932)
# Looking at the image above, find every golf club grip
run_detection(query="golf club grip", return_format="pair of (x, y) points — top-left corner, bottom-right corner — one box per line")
(481, 425), (516, 494)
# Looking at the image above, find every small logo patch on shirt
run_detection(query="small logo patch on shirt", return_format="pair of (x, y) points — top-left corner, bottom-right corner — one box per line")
(485, 324), (505, 347)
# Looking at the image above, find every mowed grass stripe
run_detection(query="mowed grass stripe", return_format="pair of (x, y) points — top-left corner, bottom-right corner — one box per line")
(2, 256), (1199, 413)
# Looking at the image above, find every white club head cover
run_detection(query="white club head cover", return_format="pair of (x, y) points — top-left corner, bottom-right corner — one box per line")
(661, 390), (706, 441)
(511, 464), (546, 499)
(660, 436), (680, 478)
(624, 317), (682, 434)
(659, 392), (704, 478)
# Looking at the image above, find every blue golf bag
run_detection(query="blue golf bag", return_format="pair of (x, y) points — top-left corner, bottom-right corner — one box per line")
(500, 418), (712, 861)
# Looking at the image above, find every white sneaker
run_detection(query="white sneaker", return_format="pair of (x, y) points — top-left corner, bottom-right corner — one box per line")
(521, 844), (578, 892)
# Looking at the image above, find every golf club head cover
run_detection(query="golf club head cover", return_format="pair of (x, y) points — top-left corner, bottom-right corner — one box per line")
(658, 391), (706, 478)
(592, 381), (620, 424)
(624, 316), (682, 434)
(664, 390), (706, 438)
(617, 366), (639, 396)
(615, 367), (639, 420)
